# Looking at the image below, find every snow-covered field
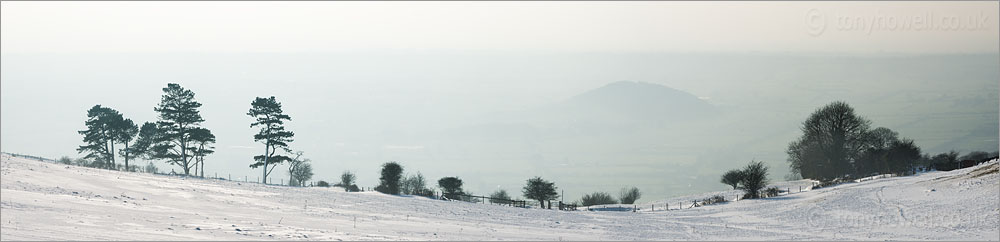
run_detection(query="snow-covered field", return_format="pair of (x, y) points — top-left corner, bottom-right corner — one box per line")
(2, 153), (997, 240)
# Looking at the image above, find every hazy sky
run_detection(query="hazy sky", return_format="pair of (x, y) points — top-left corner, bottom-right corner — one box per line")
(2, 1), (997, 54)
(2, 2), (997, 202)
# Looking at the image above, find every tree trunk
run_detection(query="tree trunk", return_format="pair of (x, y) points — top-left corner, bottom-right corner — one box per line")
(104, 138), (111, 169)
(538, 200), (544, 209)
(262, 126), (271, 184)
(181, 129), (189, 176)
(124, 142), (129, 171)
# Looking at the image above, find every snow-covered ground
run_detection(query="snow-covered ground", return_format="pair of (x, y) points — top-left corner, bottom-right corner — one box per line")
(2, 153), (997, 240)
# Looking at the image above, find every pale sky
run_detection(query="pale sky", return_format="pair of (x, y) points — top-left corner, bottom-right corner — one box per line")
(2, 1), (997, 54)
(1, 1), (997, 201)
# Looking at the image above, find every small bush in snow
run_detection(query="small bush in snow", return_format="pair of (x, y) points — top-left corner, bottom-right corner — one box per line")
(339, 171), (357, 192)
(580, 192), (617, 206)
(316, 180), (330, 187)
(701, 195), (726, 205)
(739, 160), (770, 199)
(619, 187), (642, 204)
(144, 162), (159, 174)
(764, 187), (781, 198)
(58, 156), (73, 165)
(489, 189), (512, 203)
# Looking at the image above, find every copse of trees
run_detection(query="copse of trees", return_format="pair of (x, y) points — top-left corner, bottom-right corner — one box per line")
(522, 177), (558, 209)
(77, 84), (216, 176)
(787, 101), (923, 181)
(922, 150), (998, 171)
(618, 186), (642, 204)
(248, 96), (294, 183)
(375, 162), (404, 194)
(580, 192), (617, 206)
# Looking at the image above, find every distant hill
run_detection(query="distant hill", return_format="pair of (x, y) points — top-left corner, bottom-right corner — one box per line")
(561, 81), (717, 123)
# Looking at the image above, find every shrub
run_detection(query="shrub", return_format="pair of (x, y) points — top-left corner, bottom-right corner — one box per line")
(316, 180), (330, 187)
(580, 192), (617, 206)
(618, 187), (642, 204)
(739, 160), (770, 199)
(764, 187), (782, 197)
(144, 162), (159, 174)
(340, 171), (357, 192)
(489, 189), (512, 203)
(58, 156), (73, 165)
(701, 195), (726, 205)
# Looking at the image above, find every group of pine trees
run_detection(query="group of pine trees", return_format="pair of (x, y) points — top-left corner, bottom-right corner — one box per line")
(76, 83), (313, 186)
(77, 84), (215, 176)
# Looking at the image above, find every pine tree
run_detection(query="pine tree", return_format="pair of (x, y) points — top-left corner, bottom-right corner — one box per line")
(150, 83), (206, 176)
(247, 96), (294, 183)
(115, 118), (139, 171)
(77, 105), (123, 169)
(189, 127), (216, 178)
(129, 122), (160, 160)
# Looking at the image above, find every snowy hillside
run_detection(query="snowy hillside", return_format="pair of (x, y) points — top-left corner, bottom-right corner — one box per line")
(1, 153), (997, 240)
